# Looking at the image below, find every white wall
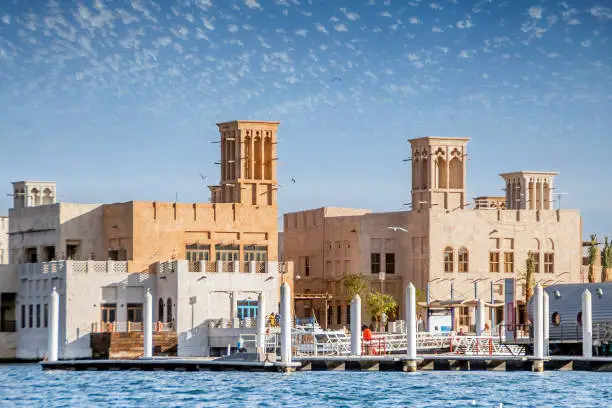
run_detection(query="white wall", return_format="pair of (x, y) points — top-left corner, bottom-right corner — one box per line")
(0, 217), (8, 264)
(14, 261), (152, 360)
(156, 260), (281, 357)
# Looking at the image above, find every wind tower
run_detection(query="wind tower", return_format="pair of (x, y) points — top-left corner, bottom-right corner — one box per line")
(210, 121), (280, 206)
(499, 171), (558, 210)
(408, 137), (470, 211)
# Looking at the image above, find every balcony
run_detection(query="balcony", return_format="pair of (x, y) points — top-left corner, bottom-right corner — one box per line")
(185, 260), (283, 274)
(91, 321), (175, 333)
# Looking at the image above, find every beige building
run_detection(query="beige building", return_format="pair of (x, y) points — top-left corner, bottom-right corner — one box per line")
(283, 137), (582, 332)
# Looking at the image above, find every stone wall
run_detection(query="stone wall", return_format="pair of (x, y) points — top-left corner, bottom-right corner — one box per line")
(0, 216), (8, 264)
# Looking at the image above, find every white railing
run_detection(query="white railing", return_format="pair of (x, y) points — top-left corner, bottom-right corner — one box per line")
(452, 335), (525, 356)
(91, 321), (175, 333)
(239, 333), (279, 352)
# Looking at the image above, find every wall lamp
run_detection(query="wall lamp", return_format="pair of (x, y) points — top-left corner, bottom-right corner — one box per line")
(597, 288), (604, 298)
(554, 290), (561, 299)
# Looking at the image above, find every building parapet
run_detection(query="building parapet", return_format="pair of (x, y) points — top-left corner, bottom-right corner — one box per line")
(157, 260), (286, 275)
(18, 261), (129, 278)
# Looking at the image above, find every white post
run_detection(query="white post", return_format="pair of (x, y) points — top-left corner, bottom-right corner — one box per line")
(582, 289), (592, 358)
(533, 283), (544, 359)
(230, 292), (237, 324)
(256, 292), (266, 355)
(350, 294), (362, 356)
(406, 283), (416, 360)
(280, 282), (292, 365)
(543, 291), (549, 357)
(476, 299), (485, 336)
(143, 288), (153, 359)
(47, 287), (60, 362)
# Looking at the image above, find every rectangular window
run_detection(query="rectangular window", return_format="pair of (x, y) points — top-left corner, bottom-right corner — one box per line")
(36, 304), (41, 328)
(346, 304), (351, 325)
(458, 250), (468, 273)
(529, 252), (540, 273)
(21, 304), (26, 329)
(44, 304), (48, 328)
(127, 303), (143, 323)
(385, 253), (395, 274)
(28, 304), (33, 328)
(459, 306), (470, 326)
(327, 306), (333, 325)
(186, 244), (211, 262)
(504, 252), (514, 273)
(337, 305), (342, 325)
(544, 253), (554, 273)
(489, 252), (500, 273)
(243, 245), (267, 262)
(304, 256), (310, 277)
(371, 253), (381, 274)
(444, 249), (454, 273)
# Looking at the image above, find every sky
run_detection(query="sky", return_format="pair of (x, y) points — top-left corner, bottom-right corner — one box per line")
(0, 0), (611, 239)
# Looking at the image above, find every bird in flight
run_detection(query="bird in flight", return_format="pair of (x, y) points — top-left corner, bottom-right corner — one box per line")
(387, 226), (408, 232)
(332, 77), (342, 82)
(291, 178), (296, 184)
(199, 174), (207, 182)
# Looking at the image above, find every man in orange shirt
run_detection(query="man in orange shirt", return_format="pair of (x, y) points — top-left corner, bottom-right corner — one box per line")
(362, 325), (373, 354)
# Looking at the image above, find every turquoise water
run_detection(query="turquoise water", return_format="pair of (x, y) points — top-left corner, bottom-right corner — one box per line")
(0, 364), (611, 407)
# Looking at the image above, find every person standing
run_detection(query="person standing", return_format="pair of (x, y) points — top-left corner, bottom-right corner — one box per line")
(362, 325), (373, 354)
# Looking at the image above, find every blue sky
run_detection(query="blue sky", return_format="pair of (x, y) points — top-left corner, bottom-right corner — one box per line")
(0, 0), (611, 238)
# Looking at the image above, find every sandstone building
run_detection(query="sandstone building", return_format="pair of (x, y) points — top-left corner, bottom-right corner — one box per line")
(283, 137), (582, 332)
(0, 120), (291, 360)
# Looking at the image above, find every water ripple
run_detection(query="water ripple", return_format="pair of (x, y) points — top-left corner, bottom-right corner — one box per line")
(0, 364), (611, 407)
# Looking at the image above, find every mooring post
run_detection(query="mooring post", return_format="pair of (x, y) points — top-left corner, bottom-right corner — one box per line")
(350, 294), (362, 356)
(47, 286), (60, 362)
(476, 299), (485, 336)
(405, 282), (417, 372)
(257, 292), (266, 359)
(280, 282), (292, 367)
(582, 289), (592, 358)
(532, 283), (544, 372)
(144, 288), (153, 359)
(543, 291), (549, 357)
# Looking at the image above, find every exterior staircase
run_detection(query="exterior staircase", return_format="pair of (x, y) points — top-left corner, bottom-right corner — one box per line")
(91, 332), (178, 359)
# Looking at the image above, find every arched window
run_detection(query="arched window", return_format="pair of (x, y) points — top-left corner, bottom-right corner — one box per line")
(158, 299), (164, 322)
(436, 158), (447, 189)
(443, 247), (454, 273)
(449, 158), (463, 189)
(166, 298), (173, 324)
(458, 247), (468, 273)
(421, 158), (428, 189)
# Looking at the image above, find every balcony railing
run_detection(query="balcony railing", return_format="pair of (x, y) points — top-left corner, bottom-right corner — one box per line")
(91, 321), (175, 333)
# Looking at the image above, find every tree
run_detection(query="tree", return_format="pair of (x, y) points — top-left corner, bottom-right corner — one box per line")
(520, 255), (536, 305)
(602, 237), (612, 282)
(588, 234), (598, 283)
(365, 291), (397, 331)
(343, 274), (368, 299)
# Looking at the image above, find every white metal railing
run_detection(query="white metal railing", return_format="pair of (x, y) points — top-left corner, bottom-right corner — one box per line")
(239, 333), (279, 352)
(452, 335), (525, 356)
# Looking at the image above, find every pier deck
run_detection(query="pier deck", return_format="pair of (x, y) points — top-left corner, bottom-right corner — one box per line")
(41, 355), (612, 372)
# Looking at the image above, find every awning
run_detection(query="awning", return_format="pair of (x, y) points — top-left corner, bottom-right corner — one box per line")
(294, 293), (333, 300)
(418, 299), (504, 309)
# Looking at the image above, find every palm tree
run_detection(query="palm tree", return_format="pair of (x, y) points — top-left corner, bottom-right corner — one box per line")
(523, 256), (536, 305)
(602, 237), (612, 282)
(588, 234), (599, 283)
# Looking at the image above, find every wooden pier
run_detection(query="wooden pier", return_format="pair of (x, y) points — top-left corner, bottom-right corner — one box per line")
(41, 355), (612, 373)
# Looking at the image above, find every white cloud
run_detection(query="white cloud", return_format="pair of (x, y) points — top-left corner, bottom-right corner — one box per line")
(567, 18), (580, 25)
(408, 17), (422, 24)
(590, 6), (612, 20)
(379, 11), (392, 18)
(2, 15), (11, 25)
(244, 0), (263, 10)
(228, 24), (239, 33)
(456, 19), (473, 29)
(294, 28), (308, 37)
(334, 23), (348, 32)
(346, 12), (359, 21)
(528, 6), (543, 19)
(432, 26), (443, 33)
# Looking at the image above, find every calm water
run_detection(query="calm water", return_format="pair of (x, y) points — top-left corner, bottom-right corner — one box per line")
(0, 364), (611, 407)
